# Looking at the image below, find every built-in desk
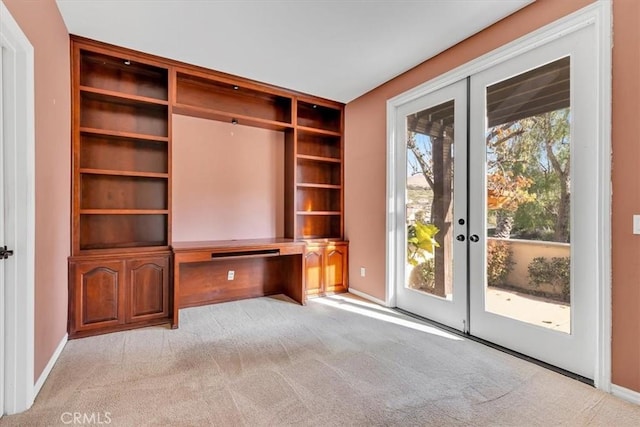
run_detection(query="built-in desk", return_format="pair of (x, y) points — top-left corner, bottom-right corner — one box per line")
(171, 238), (306, 327)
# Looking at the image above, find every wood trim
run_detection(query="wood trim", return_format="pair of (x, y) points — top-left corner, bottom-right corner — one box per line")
(167, 66), (175, 254)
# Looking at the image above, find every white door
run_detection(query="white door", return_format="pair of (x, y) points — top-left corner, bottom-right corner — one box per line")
(395, 80), (468, 331)
(468, 24), (598, 379)
(0, 2), (35, 412)
(0, 37), (5, 419)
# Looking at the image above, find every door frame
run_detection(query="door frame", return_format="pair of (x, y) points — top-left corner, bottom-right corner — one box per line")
(386, 2), (611, 390)
(0, 0), (36, 415)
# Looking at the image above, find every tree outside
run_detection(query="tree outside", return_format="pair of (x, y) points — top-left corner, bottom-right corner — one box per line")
(406, 106), (571, 298)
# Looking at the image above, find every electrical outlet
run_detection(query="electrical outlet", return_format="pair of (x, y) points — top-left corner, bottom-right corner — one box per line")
(227, 270), (235, 280)
(360, 267), (366, 277)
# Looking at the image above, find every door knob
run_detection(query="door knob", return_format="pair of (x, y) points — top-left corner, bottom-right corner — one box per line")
(469, 234), (480, 243)
(456, 234), (465, 242)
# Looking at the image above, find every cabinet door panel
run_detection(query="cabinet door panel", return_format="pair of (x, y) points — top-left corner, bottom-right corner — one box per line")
(71, 260), (125, 333)
(128, 256), (169, 321)
(325, 245), (348, 293)
(304, 249), (324, 296)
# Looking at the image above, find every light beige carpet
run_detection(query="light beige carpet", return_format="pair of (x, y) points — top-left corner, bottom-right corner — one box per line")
(2, 293), (639, 426)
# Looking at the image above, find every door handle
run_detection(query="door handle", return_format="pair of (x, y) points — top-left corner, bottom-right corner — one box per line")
(469, 234), (480, 243)
(0, 245), (14, 259)
(456, 234), (465, 242)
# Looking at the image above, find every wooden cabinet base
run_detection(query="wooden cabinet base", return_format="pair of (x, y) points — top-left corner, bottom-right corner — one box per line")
(68, 251), (172, 338)
(304, 241), (348, 297)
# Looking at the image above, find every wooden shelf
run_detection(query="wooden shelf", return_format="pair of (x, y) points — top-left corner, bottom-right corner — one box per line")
(175, 71), (293, 127)
(78, 242), (170, 252)
(296, 213), (342, 239)
(78, 213), (168, 250)
(297, 101), (341, 133)
(79, 168), (169, 179)
(299, 233), (342, 240)
(296, 158), (341, 186)
(173, 103), (293, 131)
(296, 125), (342, 137)
(80, 92), (168, 137)
(296, 211), (342, 216)
(80, 49), (168, 101)
(80, 86), (169, 106)
(80, 134), (168, 174)
(80, 209), (169, 215)
(296, 154), (341, 164)
(296, 183), (341, 189)
(79, 127), (169, 143)
(72, 37), (171, 256)
(80, 174), (167, 210)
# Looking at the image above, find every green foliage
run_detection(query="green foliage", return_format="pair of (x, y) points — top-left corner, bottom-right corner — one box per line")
(528, 257), (571, 300)
(407, 220), (439, 267)
(486, 108), (571, 242)
(486, 240), (514, 286)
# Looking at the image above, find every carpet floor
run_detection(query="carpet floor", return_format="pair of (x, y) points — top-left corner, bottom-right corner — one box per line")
(1, 293), (639, 426)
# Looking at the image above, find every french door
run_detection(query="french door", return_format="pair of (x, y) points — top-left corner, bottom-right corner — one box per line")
(394, 22), (598, 379)
(394, 80), (468, 331)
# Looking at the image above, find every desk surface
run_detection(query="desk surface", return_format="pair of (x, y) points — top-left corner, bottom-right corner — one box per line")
(172, 238), (304, 253)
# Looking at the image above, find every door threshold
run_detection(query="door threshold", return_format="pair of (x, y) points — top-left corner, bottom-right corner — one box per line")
(394, 307), (594, 387)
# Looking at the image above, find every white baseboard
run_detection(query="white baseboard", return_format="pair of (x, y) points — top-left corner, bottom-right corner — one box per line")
(33, 333), (67, 397)
(611, 384), (640, 405)
(348, 288), (389, 307)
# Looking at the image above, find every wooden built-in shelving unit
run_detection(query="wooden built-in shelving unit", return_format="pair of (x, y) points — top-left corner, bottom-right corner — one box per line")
(290, 101), (344, 241)
(69, 39), (172, 338)
(69, 36), (347, 338)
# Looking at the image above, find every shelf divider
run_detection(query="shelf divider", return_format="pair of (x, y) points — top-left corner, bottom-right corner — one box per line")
(80, 85), (169, 106)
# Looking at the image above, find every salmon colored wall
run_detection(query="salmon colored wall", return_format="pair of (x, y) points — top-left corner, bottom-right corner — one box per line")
(611, 0), (640, 393)
(2, 0), (70, 381)
(172, 115), (284, 241)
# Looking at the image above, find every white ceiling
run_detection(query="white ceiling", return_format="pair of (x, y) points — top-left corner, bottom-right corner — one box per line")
(56, 0), (533, 103)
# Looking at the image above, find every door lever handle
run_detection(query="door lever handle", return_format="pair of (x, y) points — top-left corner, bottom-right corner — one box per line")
(456, 234), (465, 242)
(469, 235), (480, 243)
(0, 245), (14, 259)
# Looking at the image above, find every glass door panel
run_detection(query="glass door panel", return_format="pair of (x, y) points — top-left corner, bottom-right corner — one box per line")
(395, 80), (467, 332)
(484, 57), (572, 333)
(406, 99), (454, 299)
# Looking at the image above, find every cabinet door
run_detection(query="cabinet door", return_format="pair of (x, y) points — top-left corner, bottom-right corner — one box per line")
(304, 248), (324, 296)
(70, 260), (125, 335)
(127, 256), (170, 322)
(324, 244), (348, 294)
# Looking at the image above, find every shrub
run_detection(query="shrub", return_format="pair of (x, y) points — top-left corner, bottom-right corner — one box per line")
(408, 259), (435, 291)
(486, 240), (514, 286)
(528, 256), (571, 300)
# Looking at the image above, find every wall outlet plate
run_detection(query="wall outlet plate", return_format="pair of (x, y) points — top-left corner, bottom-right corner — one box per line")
(227, 270), (235, 280)
(360, 267), (366, 277)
